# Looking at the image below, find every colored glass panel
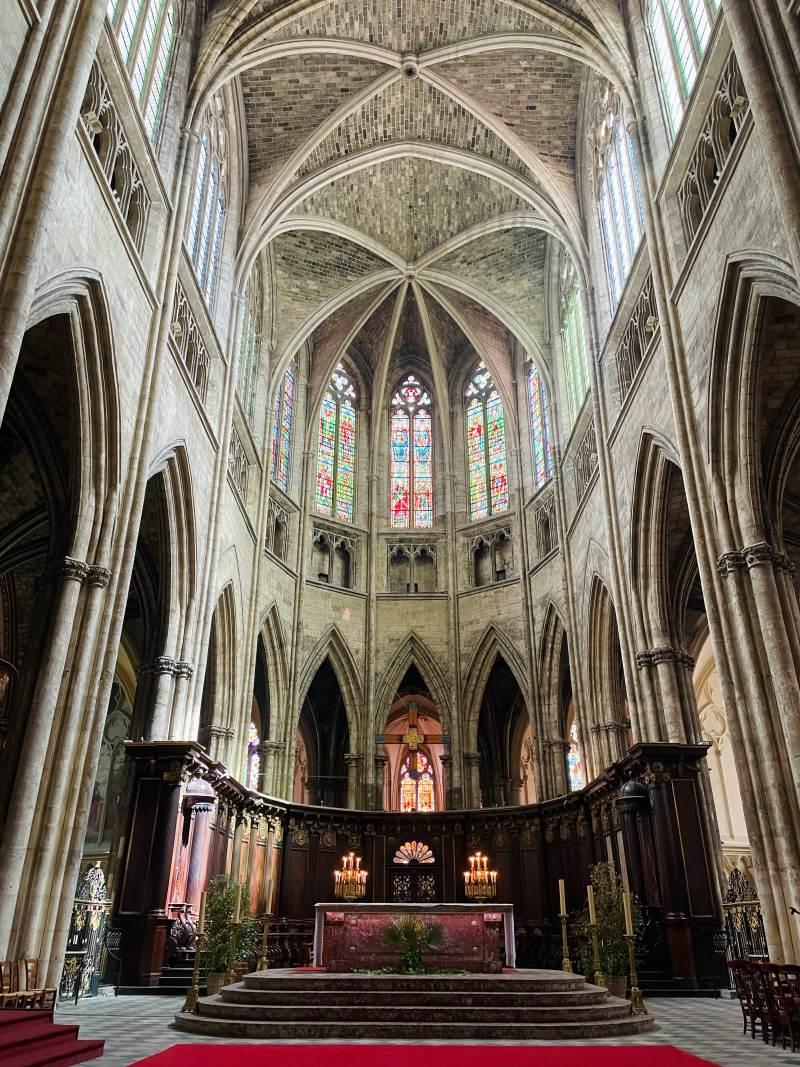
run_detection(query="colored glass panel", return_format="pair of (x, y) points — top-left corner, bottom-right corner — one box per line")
(467, 398), (488, 520)
(400, 752), (435, 813)
(390, 411), (411, 528)
(528, 364), (553, 490)
(567, 718), (585, 791)
(277, 363), (295, 491)
(413, 410), (433, 529)
(335, 398), (356, 522)
(247, 721), (260, 791)
(487, 393), (509, 514)
(315, 392), (336, 515)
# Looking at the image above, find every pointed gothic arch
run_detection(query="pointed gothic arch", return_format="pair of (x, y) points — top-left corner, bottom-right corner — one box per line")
(462, 622), (529, 752)
(373, 631), (452, 740)
(198, 582), (237, 763)
(587, 575), (630, 767)
(296, 625), (363, 751)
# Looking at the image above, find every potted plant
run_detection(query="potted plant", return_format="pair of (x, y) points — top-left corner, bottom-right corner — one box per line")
(574, 862), (641, 999)
(203, 875), (257, 994)
(382, 914), (445, 973)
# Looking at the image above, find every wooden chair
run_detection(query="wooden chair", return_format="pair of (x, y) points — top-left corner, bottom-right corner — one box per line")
(22, 959), (38, 991)
(767, 963), (800, 1052)
(729, 960), (753, 1036)
(0, 960), (17, 994)
(741, 961), (772, 1042)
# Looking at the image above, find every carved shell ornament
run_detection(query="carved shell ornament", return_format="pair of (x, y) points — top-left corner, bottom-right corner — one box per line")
(393, 840), (434, 864)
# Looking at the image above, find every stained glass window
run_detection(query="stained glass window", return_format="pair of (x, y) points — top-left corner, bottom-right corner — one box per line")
(271, 360), (296, 492)
(560, 257), (590, 424)
(315, 363), (357, 522)
(594, 83), (644, 308)
(390, 374), (433, 529)
(647, 0), (720, 138)
(528, 362), (554, 491)
(399, 751), (435, 813)
(186, 94), (227, 307)
(109, 0), (176, 142)
(567, 714), (585, 792)
(237, 262), (263, 423)
(246, 720), (261, 791)
(465, 362), (509, 521)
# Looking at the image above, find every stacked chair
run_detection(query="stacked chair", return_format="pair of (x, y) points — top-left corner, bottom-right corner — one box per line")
(0, 959), (57, 1010)
(730, 959), (800, 1051)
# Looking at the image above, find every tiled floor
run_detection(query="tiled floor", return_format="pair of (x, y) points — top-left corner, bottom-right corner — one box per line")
(57, 993), (799, 1067)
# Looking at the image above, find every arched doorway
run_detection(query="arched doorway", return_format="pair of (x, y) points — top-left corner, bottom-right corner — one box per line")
(294, 658), (349, 807)
(382, 666), (445, 812)
(476, 656), (530, 807)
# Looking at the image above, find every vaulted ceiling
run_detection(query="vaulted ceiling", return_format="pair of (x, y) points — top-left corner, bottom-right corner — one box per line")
(198, 0), (629, 404)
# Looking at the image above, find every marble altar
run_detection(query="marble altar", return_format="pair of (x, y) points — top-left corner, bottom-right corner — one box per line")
(312, 902), (516, 972)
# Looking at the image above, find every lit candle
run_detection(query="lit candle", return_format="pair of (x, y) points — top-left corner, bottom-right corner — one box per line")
(558, 878), (566, 915)
(233, 883), (242, 924)
(469, 856), (475, 869)
(483, 856), (488, 871)
(623, 891), (634, 936)
(464, 871), (469, 883)
(356, 856), (361, 869)
(197, 891), (206, 935)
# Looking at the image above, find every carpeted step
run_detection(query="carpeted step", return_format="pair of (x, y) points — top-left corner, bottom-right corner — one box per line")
(0, 1010), (104, 1067)
(197, 998), (635, 1024)
(220, 986), (610, 1008)
(174, 1012), (655, 1041)
(0, 1035), (105, 1067)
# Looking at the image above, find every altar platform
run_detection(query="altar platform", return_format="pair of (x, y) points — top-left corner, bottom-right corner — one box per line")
(313, 902), (516, 972)
(174, 967), (655, 1040)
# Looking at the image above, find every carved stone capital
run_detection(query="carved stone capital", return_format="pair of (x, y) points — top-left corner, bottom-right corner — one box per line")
(718, 542), (796, 578)
(58, 557), (91, 584)
(137, 656), (177, 677)
(86, 565), (112, 587)
(173, 660), (194, 679)
(637, 646), (694, 671)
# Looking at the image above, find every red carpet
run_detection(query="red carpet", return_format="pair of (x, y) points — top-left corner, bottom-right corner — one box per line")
(0, 1009), (104, 1067)
(132, 1046), (720, 1066)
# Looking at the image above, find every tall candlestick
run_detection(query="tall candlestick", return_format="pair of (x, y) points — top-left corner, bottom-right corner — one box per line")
(197, 891), (206, 935)
(623, 890), (633, 936)
(558, 878), (566, 915)
(233, 883), (242, 924)
(587, 884), (596, 926)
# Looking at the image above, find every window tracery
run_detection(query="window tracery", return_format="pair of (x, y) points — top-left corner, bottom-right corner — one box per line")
(271, 360), (296, 492)
(648, 0), (721, 137)
(315, 363), (357, 523)
(237, 263), (263, 423)
(559, 257), (590, 422)
(593, 83), (644, 308)
(465, 361), (509, 521)
(390, 374), (433, 529)
(527, 362), (554, 490)
(108, 0), (177, 142)
(186, 94), (228, 307)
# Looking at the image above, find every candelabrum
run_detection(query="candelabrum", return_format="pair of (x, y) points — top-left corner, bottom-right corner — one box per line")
(463, 851), (498, 901)
(182, 930), (204, 1013)
(257, 912), (273, 972)
(589, 922), (606, 988)
(559, 912), (573, 973)
(334, 852), (367, 900)
(223, 919), (241, 988)
(625, 933), (646, 1014)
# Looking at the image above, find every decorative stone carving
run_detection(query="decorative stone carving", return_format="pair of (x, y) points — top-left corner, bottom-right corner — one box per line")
(574, 419), (598, 502)
(616, 272), (658, 398)
(171, 281), (211, 401)
(636, 646), (695, 671)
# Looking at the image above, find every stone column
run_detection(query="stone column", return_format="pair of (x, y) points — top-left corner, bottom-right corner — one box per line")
(345, 753), (363, 810)
(259, 740), (284, 795)
(463, 752), (481, 808)
(439, 754), (452, 810)
(230, 811), (246, 883)
(373, 755), (388, 810)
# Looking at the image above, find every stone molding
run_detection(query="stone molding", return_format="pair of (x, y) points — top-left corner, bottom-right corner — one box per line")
(137, 657), (194, 678)
(717, 541), (796, 578)
(636, 646), (695, 670)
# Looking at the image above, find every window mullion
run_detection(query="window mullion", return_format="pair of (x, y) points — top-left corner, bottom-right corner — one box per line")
(483, 397), (492, 517)
(141, 0), (168, 121)
(680, 0), (703, 64)
(127, 0), (150, 74)
(332, 400), (341, 516)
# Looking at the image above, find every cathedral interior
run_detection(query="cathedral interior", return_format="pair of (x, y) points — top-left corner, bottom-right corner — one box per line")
(1, 0), (800, 1060)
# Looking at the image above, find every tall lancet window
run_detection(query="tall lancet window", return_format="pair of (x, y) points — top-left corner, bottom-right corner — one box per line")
(237, 262), (263, 423)
(465, 361), (509, 521)
(560, 257), (590, 423)
(528, 362), (555, 491)
(400, 751), (435, 813)
(271, 361), (296, 492)
(594, 82), (644, 308)
(315, 363), (357, 522)
(648, 0), (720, 136)
(390, 374), (433, 529)
(186, 94), (227, 307)
(108, 0), (177, 141)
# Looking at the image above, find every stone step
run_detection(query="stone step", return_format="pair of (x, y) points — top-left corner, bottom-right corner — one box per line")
(242, 969), (587, 994)
(199, 998), (635, 1024)
(174, 1012), (654, 1041)
(220, 986), (610, 1008)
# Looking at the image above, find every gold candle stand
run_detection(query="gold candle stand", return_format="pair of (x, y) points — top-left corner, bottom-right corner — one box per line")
(625, 933), (646, 1014)
(558, 912), (572, 973)
(257, 912), (273, 972)
(223, 919), (241, 988)
(589, 922), (606, 988)
(183, 931), (204, 1013)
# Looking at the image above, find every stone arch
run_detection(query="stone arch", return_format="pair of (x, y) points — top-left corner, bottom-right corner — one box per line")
(258, 601), (290, 744)
(538, 601), (576, 797)
(374, 631), (451, 739)
(587, 575), (629, 766)
(296, 625), (363, 750)
(462, 622), (529, 752)
(198, 582), (237, 762)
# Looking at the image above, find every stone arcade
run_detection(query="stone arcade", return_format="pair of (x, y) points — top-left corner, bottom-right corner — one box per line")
(1, 0), (800, 1059)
